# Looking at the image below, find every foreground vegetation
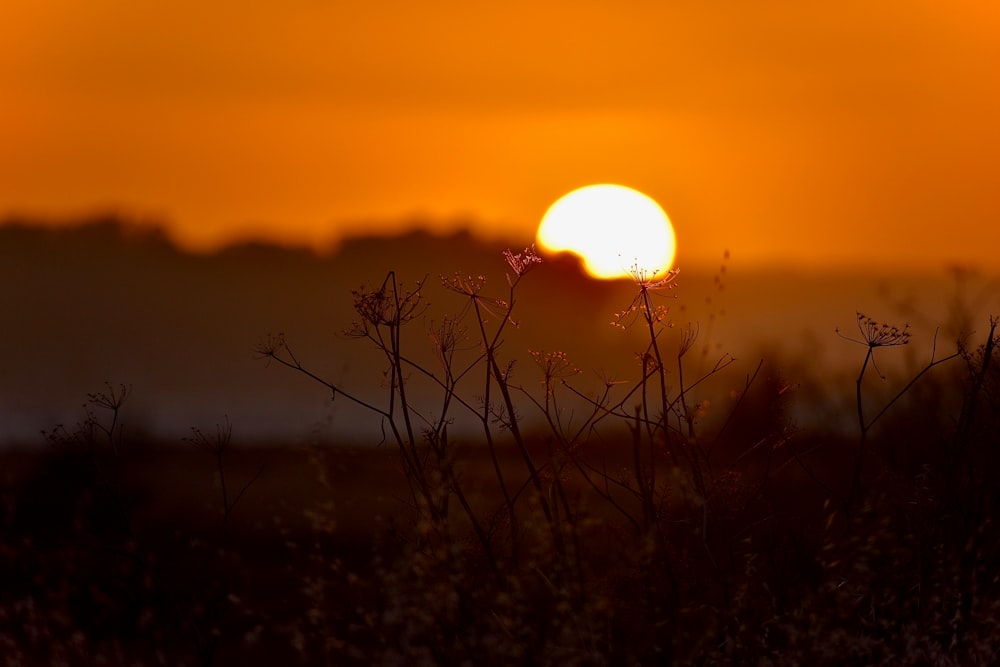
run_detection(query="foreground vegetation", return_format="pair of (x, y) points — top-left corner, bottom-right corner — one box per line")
(2, 248), (999, 665)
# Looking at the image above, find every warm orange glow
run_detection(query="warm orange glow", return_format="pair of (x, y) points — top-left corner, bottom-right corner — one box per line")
(1, 2), (1000, 268)
(537, 185), (676, 280)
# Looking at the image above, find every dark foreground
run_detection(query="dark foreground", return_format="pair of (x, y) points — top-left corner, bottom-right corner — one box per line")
(2, 414), (1000, 666)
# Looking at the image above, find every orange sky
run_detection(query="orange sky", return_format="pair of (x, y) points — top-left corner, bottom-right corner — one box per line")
(2, 1), (999, 269)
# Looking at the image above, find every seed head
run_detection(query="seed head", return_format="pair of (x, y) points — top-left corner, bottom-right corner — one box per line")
(629, 263), (679, 290)
(441, 272), (486, 297)
(503, 245), (544, 277)
(529, 349), (580, 383)
(837, 312), (912, 348)
(611, 266), (680, 330)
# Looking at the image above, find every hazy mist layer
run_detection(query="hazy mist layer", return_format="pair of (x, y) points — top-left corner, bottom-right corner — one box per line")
(2, 219), (997, 445)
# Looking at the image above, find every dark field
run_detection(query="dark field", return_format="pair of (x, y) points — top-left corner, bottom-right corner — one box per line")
(3, 225), (1000, 665)
(3, 358), (1000, 666)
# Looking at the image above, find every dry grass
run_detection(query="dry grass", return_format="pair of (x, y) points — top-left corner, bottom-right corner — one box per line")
(2, 250), (998, 665)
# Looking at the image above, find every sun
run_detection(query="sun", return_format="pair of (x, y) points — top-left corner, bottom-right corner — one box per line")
(536, 184), (677, 280)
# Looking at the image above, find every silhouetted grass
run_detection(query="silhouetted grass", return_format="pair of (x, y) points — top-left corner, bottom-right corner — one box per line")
(2, 249), (998, 665)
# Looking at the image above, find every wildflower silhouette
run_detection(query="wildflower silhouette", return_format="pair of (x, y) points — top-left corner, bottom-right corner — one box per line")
(611, 262), (679, 330)
(348, 272), (427, 337)
(502, 244), (544, 279)
(837, 312), (958, 508)
(529, 349), (581, 410)
(836, 312), (912, 380)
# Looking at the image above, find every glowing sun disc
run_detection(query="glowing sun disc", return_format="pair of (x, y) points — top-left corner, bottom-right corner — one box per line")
(536, 184), (676, 280)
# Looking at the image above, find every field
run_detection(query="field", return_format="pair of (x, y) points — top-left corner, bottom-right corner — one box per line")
(2, 250), (999, 666)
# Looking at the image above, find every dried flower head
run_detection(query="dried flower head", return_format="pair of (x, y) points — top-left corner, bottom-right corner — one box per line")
(348, 274), (426, 337)
(254, 332), (287, 359)
(612, 265), (680, 330)
(441, 272), (487, 297)
(629, 263), (680, 290)
(529, 349), (580, 385)
(837, 312), (912, 348)
(837, 312), (912, 380)
(186, 416), (233, 456)
(503, 245), (544, 278)
(440, 271), (523, 326)
(428, 316), (469, 371)
(87, 382), (130, 413)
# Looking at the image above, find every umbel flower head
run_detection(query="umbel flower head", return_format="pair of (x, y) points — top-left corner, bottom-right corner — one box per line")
(837, 312), (912, 380)
(503, 244), (544, 278)
(838, 312), (912, 348)
(529, 349), (580, 382)
(611, 262), (680, 330)
(628, 263), (680, 290)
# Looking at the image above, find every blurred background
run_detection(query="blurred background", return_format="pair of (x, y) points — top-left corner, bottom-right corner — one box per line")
(2, 1), (999, 443)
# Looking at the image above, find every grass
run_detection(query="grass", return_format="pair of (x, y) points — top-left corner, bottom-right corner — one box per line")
(2, 247), (999, 665)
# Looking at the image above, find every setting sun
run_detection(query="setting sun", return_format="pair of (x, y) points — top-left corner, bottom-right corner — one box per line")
(536, 184), (677, 280)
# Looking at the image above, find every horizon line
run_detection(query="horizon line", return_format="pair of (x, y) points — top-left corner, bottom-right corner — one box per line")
(1, 211), (994, 277)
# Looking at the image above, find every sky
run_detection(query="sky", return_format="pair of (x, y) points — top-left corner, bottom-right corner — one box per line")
(2, 1), (999, 269)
